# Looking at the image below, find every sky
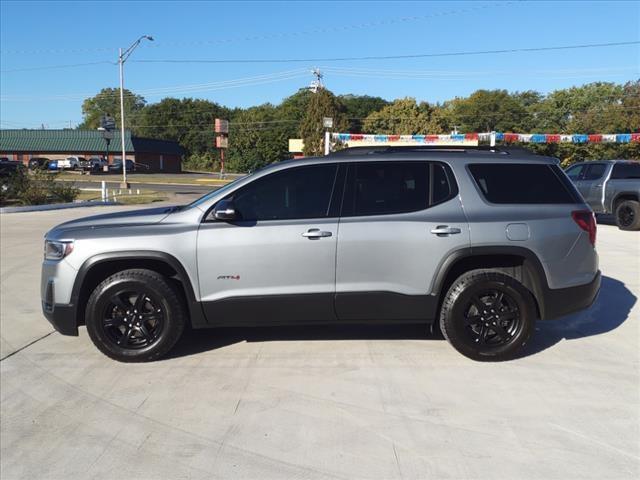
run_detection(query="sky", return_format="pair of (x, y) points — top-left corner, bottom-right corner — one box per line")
(0, 0), (639, 129)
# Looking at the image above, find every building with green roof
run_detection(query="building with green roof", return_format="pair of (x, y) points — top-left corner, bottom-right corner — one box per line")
(0, 129), (184, 173)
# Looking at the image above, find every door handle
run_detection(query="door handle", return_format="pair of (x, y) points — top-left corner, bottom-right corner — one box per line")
(302, 228), (332, 239)
(430, 226), (461, 235)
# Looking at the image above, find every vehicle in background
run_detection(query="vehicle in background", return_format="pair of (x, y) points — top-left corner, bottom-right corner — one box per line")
(0, 158), (24, 177)
(565, 160), (640, 230)
(47, 160), (59, 171)
(81, 157), (108, 172)
(56, 156), (85, 170)
(108, 159), (135, 173)
(28, 157), (52, 170)
(133, 162), (150, 172)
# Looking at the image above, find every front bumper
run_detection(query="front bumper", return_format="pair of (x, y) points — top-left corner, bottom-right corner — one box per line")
(42, 302), (78, 336)
(542, 270), (601, 320)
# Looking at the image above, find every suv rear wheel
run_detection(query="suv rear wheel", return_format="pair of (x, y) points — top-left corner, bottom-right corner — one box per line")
(439, 269), (536, 361)
(615, 199), (640, 231)
(85, 269), (186, 362)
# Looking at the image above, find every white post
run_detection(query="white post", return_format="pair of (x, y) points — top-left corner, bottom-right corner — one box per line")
(101, 181), (106, 202)
(324, 131), (331, 156)
(490, 131), (496, 147)
(119, 47), (128, 188)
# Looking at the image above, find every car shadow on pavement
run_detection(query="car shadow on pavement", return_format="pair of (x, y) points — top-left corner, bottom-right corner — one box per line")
(167, 275), (634, 360)
(521, 275), (636, 357)
(166, 323), (437, 360)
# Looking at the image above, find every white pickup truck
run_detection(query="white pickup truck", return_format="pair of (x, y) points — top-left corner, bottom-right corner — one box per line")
(566, 160), (640, 230)
(56, 156), (84, 170)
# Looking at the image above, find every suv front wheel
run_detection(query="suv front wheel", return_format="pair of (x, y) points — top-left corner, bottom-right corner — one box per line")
(439, 269), (536, 361)
(85, 269), (186, 362)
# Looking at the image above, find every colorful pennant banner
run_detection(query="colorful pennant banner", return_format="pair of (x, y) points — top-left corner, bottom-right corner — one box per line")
(332, 132), (640, 144)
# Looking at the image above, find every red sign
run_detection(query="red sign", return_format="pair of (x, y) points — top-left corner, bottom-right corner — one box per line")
(215, 119), (229, 134)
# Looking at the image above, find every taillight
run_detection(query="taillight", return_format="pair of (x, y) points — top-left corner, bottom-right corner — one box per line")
(572, 210), (597, 246)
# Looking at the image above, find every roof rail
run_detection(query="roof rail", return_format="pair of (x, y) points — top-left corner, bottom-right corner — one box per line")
(328, 145), (538, 156)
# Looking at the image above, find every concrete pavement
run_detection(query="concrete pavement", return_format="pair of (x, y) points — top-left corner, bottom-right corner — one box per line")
(1, 207), (638, 479)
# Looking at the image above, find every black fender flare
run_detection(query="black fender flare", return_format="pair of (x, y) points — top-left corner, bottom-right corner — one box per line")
(430, 246), (552, 319)
(72, 251), (207, 328)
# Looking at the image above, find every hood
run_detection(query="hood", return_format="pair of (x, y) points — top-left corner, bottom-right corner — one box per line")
(46, 205), (178, 238)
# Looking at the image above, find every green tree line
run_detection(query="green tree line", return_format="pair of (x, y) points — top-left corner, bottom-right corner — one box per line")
(79, 80), (640, 172)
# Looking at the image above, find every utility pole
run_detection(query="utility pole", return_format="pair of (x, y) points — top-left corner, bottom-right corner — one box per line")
(118, 35), (154, 188)
(309, 68), (324, 93)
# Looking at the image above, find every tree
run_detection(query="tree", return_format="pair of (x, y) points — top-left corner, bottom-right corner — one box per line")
(530, 82), (625, 133)
(362, 97), (435, 134)
(133, 97), (230, 159)
(339, 94), (389, 132)
(79, 88), (146, 130)
(450, 89), (529, 132)
(299, 89), (348, 156)
(226, 104), (292, 172)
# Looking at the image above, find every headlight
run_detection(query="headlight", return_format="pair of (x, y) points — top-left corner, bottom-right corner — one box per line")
(44, 240), (74, 260)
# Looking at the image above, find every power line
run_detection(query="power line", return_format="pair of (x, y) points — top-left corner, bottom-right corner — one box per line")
(0, 69), (310, 101)
(0, 2), (509, 56)
(0, 61), (115, 74)
(2, 41), (637, 75)
(130, 41), (640, 65)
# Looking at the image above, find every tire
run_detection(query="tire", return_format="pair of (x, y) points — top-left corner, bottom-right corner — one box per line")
(439, 269), (536, 361)
(614, 200), (640, 231)
(85, 269), (186, 362)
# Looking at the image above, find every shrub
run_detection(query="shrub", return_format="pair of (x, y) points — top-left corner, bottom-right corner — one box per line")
(182, 152), (219, 172)
(0, 168), (79, 206)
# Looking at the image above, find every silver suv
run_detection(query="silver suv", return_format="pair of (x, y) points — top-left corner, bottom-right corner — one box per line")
(41, 146), (600, 362)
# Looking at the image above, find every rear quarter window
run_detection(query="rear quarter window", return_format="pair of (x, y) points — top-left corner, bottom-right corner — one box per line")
(468, 163), (580, 204)
(611, 162), (640, 179)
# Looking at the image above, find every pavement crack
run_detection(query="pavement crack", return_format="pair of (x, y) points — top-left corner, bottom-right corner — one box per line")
(0, 330), (55, 362)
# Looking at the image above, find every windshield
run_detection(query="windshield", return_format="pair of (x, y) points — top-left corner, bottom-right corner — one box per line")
(186, 174), (249, 209)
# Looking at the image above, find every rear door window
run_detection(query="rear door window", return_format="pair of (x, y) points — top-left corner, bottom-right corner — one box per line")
(468, 163), (580, 204)
(341, 161), (456, 217)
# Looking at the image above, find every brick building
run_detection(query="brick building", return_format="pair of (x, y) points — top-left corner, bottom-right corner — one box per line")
(0, 129), (184, 173)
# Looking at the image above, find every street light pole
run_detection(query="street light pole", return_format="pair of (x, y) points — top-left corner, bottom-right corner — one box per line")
(118, 48), (127, 188)
(118, 35), (153, 188)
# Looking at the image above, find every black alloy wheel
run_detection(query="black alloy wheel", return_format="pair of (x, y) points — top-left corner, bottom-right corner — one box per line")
(85, 268), (186, 362)
(102, 290), (165, 349)
(439, 269), (536, 361)
(617, 204), (635, 228)
(462, 289), (522, 348)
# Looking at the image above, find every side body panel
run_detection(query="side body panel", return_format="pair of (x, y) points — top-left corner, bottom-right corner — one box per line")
(335, 198), (470, 321)
(197, 218), (339, 324)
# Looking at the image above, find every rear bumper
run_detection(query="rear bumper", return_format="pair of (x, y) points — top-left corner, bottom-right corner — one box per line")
(542, 270), (601, 320)
(42, 302), (78, 336)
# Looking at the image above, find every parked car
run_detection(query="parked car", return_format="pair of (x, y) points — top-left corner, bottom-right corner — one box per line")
(28, 157), (52, 170)
(108, 159), (135, 173)
(0, 158), (24, 177)
(56, 156), (85, 170)
(47, 160), (59, 171)
(41, 146), (600, 363)
(81, 157), (108, 172)
(565, 160), (640, 230)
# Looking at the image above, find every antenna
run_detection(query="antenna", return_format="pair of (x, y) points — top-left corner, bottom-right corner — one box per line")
(309, 68), (324, 93)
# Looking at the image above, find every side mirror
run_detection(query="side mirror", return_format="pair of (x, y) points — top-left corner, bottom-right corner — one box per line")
(213, 200), (236, 221)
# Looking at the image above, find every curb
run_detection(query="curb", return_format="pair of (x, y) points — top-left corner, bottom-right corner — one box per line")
(0, 201), (118, 214)
(56, 178), (222, 187)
